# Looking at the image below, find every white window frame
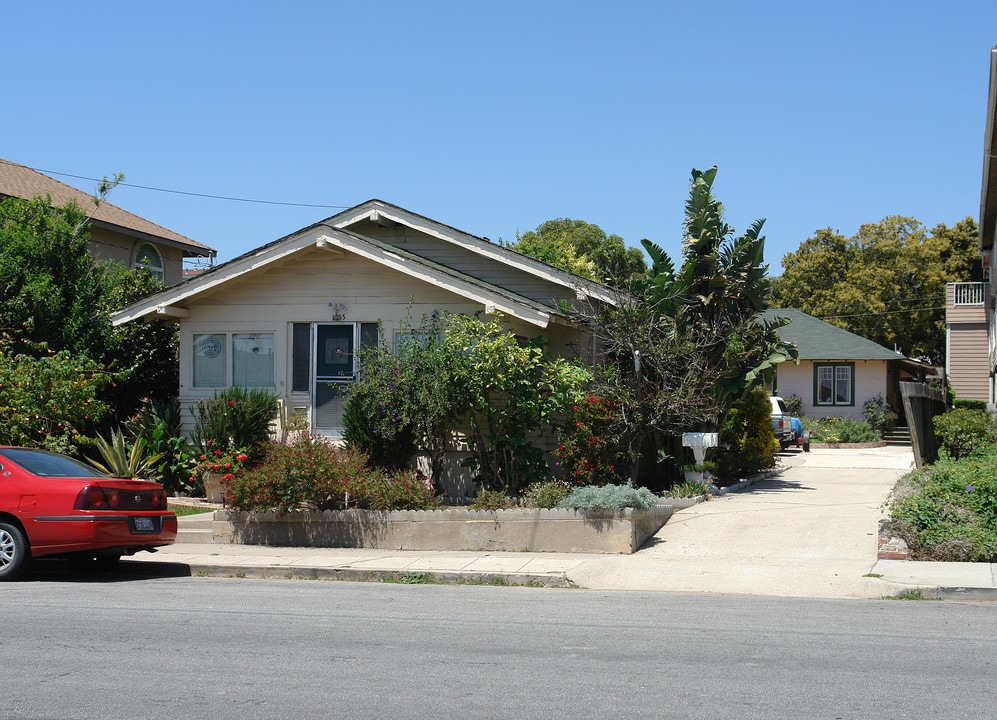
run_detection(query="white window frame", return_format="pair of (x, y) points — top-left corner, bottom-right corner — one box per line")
(193, 332), (274, 388)
(134, 242), (164, 281)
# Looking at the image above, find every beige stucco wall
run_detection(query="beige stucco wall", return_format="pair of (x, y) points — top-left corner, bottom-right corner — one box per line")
(89, 226), (186, 286)
(774, 359), (890, 421)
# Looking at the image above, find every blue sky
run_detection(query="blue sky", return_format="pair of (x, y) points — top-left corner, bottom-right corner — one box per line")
(3, 2), (996, 272)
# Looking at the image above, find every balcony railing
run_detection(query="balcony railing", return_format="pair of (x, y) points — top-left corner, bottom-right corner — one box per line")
(952, 282), (987, 305)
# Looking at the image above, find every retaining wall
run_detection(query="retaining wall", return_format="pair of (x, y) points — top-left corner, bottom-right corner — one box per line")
(212, 505), (674, 554)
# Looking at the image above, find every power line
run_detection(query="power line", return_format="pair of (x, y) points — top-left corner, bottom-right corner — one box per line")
(13, 161), (350, 210)
(819, 305), (945, 320)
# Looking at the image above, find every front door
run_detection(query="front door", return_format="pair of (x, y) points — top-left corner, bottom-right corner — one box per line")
(313, 323), (356, 436)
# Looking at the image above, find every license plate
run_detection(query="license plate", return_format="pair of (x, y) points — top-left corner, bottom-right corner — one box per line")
(134, 517), (155, 532)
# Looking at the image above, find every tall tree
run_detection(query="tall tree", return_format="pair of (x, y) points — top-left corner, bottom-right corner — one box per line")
(771, 216), (980, 363)
(0, 194), (178, 446)
(595, 167), (795, 482)
(508, 218), (647, 286)
(0, 196), (105, 355)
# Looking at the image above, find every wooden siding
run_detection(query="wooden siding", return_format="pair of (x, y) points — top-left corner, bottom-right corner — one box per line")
(175, 246), (594, 430)
(948, 323), (990, 401)
(348, 219), (580, 307)
(945, 283), (987, 323)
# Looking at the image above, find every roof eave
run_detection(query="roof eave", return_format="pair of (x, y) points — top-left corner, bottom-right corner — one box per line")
(980, 47), (997, 254)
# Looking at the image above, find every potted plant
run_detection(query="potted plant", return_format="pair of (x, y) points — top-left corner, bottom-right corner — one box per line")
(191, 444), (250, 503)
(680, 461), (717, 483)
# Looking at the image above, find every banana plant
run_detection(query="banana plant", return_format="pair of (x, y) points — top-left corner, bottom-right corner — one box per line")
(87, 429), (164, 479)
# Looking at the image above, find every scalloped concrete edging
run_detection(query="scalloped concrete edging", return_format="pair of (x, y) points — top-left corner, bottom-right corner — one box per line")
(212, 505), (674, 554)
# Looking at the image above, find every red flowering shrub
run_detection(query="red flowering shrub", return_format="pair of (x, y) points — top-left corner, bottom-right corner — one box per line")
(554, 393), (626, 486)
(226, 435), (438, 513)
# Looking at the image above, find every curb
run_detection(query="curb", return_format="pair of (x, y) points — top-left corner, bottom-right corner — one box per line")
(120, 559), (576, 588)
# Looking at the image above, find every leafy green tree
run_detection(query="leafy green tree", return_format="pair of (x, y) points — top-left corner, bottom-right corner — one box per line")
(594, 167), (794, 485)
(344, 312), (591, 495)
(344, 313), (463, 477)
(0, 193), (181, 447)
(771, 216), (981, 364)
(444, 313), (591, 494)
(0, 196), (105, 355)
(0, 351), (111, 454)
(508, 218), (647, 286)
(95, 262), (178, 420)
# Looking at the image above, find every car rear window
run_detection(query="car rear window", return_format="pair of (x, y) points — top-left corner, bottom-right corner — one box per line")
(0, 448), (109, 478)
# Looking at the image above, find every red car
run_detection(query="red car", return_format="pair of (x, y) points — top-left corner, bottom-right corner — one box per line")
(0, 446), (177, 580)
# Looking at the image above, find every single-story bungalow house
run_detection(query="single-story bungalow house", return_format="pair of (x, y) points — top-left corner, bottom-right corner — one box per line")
(0, 158), (215, 285)
(112, 199), (615, 451)
(761, 308), (934, 423)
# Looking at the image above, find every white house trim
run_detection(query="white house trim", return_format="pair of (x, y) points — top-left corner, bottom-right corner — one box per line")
(314, 234), (551, 328)
(331, 201), (618, 306)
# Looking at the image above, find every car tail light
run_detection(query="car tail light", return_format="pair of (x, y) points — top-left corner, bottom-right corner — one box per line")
(75, 486), (108, 509)
(74, 486), (169, 510)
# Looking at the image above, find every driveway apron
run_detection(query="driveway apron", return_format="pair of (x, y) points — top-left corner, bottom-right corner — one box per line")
(567, 446), (915, 597)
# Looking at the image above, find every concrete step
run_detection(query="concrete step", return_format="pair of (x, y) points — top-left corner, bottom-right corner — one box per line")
(883, 426), (912, 446)
(176, 528), (215, 544)
(174, 510), (216, 544)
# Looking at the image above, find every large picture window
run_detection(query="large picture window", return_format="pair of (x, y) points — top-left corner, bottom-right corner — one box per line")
(815, 363), (854, 406)
(193, 332), (274, 388)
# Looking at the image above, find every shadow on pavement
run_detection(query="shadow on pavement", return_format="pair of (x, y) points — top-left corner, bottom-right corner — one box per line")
(15, 558), (193, 583)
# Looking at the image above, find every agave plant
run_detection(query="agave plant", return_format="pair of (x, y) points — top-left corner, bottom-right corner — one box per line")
(87, 429), (164, 479)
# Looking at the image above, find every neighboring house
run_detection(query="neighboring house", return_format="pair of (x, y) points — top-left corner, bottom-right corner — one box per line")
(944, 281), (989, 402)
(761, 308), (932, 423)
(975, 47), (997, 405)
(111, 199), (616, 445)
(946, 47), (997, 407)
(0, 158), (214, 285)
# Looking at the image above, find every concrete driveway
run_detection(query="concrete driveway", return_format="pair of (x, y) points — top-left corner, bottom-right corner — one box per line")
(567, 445), (915, 597)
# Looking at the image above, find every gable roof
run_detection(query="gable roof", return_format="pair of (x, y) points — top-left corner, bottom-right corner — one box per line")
(0, 158), (214, 257)
(330, 199), (618, 305)
(111, 205), (613, 328)
(760, 308), (904, 361)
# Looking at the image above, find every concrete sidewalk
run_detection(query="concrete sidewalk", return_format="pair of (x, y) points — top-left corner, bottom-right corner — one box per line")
(125, 446), (997, 600)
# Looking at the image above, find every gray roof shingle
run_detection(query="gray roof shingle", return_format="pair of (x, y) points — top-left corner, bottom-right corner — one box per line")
(761, 308), (904, 361)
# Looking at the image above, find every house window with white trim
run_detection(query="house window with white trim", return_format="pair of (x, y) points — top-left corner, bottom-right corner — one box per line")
(193, 332), (274, 388)
(815, 363), (854, 406)
(134, 243), (164, 281)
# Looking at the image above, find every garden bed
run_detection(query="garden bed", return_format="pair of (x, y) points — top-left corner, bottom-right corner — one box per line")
(809, 440), (887, 449)
(212, 505), (674, 554)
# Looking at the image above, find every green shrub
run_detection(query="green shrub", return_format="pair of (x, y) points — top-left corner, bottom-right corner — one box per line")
(556, 483), (658, 511)
(0, 350), (111, 455)
(553, 392), (627, 486)
(522, 479), (574, 508)
(862, 394), (897, 437)
(953, 398), (988, 411)
(342, 346), (420, 471)
(716, 387), (778, 481)
(470, 488), (515, 510)
(349, 469), (441, 511)
(669, 480), (707, 498)
(933, 408), (997, 460)
(226, 435), (438, 513)
(127, 397), (192, 494)
(802, 416), (878, 443)
(783, 394), (803, 417)
(191, 387), (280, 461)
(886, 451), (997, 561)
